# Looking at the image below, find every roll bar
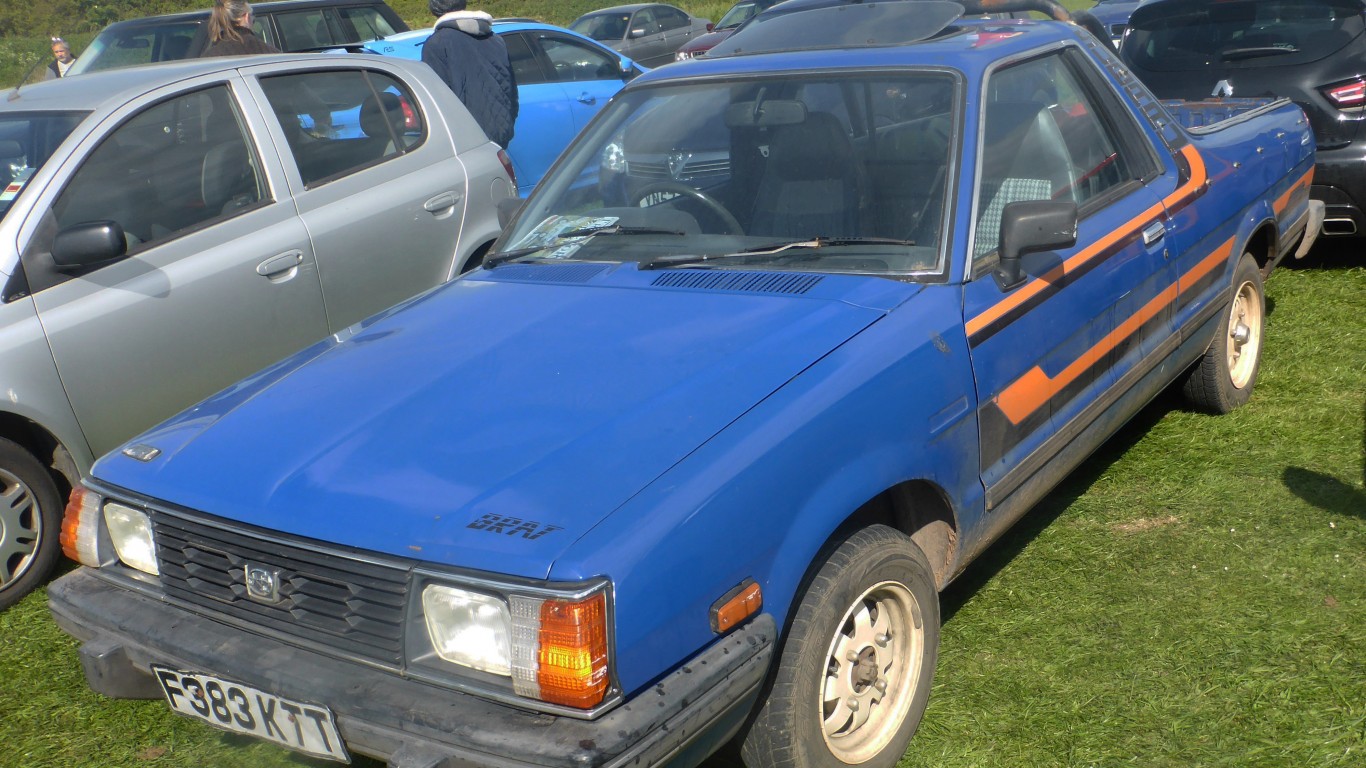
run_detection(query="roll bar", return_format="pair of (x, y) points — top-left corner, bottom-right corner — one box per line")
(958, 0), (1116, 51)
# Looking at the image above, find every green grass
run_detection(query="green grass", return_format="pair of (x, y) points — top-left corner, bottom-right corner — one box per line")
(2, 251), (1361, 767)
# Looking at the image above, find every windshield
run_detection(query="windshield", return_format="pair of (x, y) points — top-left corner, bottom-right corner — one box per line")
(1127, 0), (1364, 69)
(717, 2), (765, 28)
(68, 20), (203, 75)
(0, 112), (87, 224)
(570, 13), (632, 42)
(500, 72), (958, 278)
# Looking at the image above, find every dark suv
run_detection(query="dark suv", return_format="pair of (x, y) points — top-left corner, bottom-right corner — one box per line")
(1123, 0), (1366, 237)
(67, 0), (408, 75)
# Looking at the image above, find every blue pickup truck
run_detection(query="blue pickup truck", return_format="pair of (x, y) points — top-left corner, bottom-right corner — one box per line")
(49, 2), (1321, 767)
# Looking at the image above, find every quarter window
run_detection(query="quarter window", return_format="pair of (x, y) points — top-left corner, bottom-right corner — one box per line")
(259, 69), (425, 188)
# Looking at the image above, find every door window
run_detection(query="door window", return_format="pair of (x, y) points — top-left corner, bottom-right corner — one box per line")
(504, 33), (550, 85)
(48, 85), (266, 257)
(275, 10), (335, 49)
(973, 53), (1133, 260)
(540, 35), (621, 82)
(259, 69), (425, 187)
(656, 7), (691, 30)
(632, 9), (661, 35)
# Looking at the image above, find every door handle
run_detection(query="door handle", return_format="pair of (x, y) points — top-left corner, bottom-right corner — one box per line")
(1142, 220), (1166, 246)
(577, 93), (597, 105)
(424, 191), (461, 213)
(256, 250), (303, 277)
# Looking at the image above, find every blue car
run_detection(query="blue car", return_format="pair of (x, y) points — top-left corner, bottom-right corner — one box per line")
(361, 21), (647, 196)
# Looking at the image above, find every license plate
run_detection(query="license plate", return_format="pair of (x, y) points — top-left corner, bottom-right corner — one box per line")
(152, 666), (349, 763)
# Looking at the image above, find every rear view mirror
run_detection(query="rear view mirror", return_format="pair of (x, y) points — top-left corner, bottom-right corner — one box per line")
(51, 220), (129, 271)
(994, 200), (1077, 291)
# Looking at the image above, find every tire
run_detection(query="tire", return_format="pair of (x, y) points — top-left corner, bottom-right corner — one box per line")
(0, 439), (63, 611)
(741, 525), (939, 768)
(1182, 252), (1265, 414)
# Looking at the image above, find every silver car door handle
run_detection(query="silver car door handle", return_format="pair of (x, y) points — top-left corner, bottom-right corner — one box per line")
(424, 192), (460, 213)
(578, 93), (597, 105)
(1142, 220), (1166, 246)
(256, 250), (303, 277)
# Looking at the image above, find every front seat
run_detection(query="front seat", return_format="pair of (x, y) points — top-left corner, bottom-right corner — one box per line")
(749, 111), (867, 239)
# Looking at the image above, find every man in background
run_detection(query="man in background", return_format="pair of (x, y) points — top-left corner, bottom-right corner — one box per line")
(421, 0), (518, 148)
(45, 38), (76, 79)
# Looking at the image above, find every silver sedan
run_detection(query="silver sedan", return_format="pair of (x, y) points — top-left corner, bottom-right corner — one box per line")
(0, 54), (515, 609)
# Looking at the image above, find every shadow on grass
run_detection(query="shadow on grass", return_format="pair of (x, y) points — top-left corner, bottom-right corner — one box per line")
(1282, 467), (1366, 520)
(938, 389), (1181, 625)
(1287, 238), (1362, 271)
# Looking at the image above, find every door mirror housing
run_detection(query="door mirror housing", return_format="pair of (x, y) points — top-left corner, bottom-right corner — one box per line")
(994, 200), (1077, 291)
(629, 27), (647, 39)
(51, 220), (129, 271)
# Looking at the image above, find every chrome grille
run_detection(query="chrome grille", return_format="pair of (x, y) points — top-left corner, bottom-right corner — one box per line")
(154, 513), (410, 667)
(630, 156), (731, 181)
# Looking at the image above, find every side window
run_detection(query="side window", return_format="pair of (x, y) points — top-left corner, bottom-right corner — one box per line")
(540, 35), (621, 82)
(259, 69), (426, 188)
(48, 85), (265, 254)
(505, 33), (550, 85)
(275, 10), (333, 50)
(252, 17), (280, 49)
(632, 9), (660, 35)
(973, 53), (1132, 260)
(334, 6), (399, 43)
(657, 7), (690, 30)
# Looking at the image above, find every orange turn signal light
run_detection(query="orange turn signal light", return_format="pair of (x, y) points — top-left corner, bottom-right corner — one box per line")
(60, 486), (102, 566)
(710, 579), (762, 634)
(537, 592), (609, 708)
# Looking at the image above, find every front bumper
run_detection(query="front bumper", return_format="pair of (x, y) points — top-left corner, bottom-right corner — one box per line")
(49, 569), (775, 768)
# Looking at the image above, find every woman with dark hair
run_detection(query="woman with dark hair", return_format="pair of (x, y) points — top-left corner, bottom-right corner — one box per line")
(201, 0), (280, 56)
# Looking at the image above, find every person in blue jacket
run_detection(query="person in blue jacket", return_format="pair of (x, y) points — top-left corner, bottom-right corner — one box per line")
(422, 0), (518, 148)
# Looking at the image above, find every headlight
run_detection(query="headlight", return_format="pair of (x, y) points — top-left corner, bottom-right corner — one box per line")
(413, 578), (613, 710)
(422, 585), (512, 675)
(103, 502), (159, 575)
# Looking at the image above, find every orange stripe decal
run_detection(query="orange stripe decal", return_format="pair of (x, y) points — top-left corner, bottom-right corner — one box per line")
(1272, 169), (1313, 217)
(966, 145), (1207, 339)
(996, 233), (1235, 426)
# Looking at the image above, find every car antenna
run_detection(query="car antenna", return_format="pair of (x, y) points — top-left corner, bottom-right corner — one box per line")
(7, 57), (51, 102)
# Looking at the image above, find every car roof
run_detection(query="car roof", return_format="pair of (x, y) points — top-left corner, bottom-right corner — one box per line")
(578, 4), (675, 15)
(95, 0), (392, 27)
(639, 15), (1076, 84)
(0, 54), (381, 113)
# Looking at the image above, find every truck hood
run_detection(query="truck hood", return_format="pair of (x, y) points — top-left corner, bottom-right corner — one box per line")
(94, 265), (913, 579)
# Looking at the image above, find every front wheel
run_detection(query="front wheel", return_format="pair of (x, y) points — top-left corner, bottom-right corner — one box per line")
(0, 438), (63, 611)
(1182, 252), (1265, 414)
(742, 525), (939, 768)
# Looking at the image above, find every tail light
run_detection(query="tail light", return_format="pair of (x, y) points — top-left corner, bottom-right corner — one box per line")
(399, 96), (418, 130)
(497, 148), (517, 191)
(1322, 78), (1366, 112)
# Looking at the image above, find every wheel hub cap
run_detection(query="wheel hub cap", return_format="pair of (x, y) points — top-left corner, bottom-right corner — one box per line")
(0, 468), (41, 587)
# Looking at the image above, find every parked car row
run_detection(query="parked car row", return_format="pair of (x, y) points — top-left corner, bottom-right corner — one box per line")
(35, 3), (1325, 768)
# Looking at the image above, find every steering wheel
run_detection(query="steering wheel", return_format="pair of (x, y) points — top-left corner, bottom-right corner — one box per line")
(630, 181), (744, 235)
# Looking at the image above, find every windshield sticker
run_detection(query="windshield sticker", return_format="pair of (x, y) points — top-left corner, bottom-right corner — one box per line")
(513, 214), (619, 249)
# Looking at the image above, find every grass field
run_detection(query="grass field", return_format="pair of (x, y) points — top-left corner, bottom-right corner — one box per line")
(1, 246), (1361, 767)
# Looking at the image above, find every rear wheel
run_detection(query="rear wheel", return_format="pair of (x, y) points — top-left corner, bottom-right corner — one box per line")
(741, 525), (939, 768)
(1182, 252), (1265, 413)
(0, 438), (63, 610)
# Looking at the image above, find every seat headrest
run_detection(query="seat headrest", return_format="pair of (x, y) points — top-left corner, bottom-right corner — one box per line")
(360, 92), (403, 142)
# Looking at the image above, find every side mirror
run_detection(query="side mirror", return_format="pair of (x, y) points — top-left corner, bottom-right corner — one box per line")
(629, 27), (647, 39)
(51, 220), (129, 271)
(496, 196), (525, 229)
(994, 200), (1077, 291)
(621, 59), (637, 80)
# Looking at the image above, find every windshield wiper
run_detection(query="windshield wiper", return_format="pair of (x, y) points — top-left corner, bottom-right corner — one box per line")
(1220, 45), (1299, 61)
(638, 236), (917, 270)
(485, 225), (687, 269)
